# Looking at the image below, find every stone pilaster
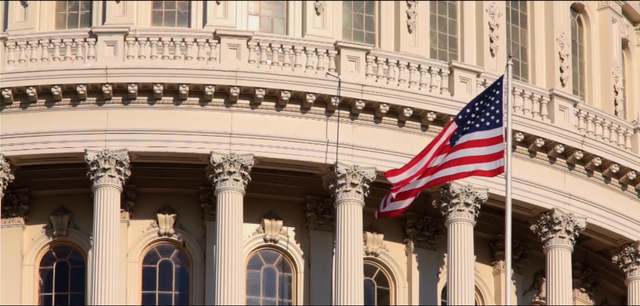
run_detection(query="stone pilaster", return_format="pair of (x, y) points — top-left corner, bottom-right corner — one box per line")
(85, 148), (131, 305)
(403, 213), (444, 305)
(207, 152), (254, 305)
(403, 213), (444, 251)
(323, 163), (376, 305)
(572, 262), (600, 305)
(530, 208), (587, 306)
(490, 235), (529, 275)
(612, 241), (640, 305)
(433, 183), (488, 306)
(1, 188), (29, 227)
(304, 195), (335, 305)
(199, 186), (217, 305)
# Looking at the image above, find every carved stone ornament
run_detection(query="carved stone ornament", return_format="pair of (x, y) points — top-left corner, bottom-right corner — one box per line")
(45, 206), (76, 237)
(304, 195), (335, 232)
(314, 0), (325, 16)
(406, 1), (418, 33)
(527, 269), (547, 304)
(1, 189), (29, 226)
(556, 32), (571, 87)
(147, 205), (183, 240)
(199, 187), (215, 222)
(432, 183), (488, 224)
(20, 1), (29, 8)
(364, 225), (387, 257)
(85, 149), (131, 188)
(0, 154), (15, 198)
(207, 152), (254, 192)
(612, 241), (640, 279)
(403, 214), (444, 251)
(323, 163), (376, 204)
(612, 66), (625, 118)
(572, 262), (600, 303)
(254, 211), (288, 244)
(121, 185), (136, 220)
(486, 2), (503, 57)
(490, 234), (529, 275)
(529, 208), (587, 249)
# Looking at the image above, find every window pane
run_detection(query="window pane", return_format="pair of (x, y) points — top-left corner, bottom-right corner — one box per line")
(364, 263), (378, 277)
(247, 270), (261, 297)
(142, 293), (156, 305)
(151, 1), (190, 27)
(70, 267), (85, 292)
(39, 295), (53, 306)
(364, 278), (376, 305)
(158, 260), (174, 292)
(175, 266), (190, 293)
(54, 294), (68, 305)
(40, 268), (54, 293)
(158, 293), (173, 305)
(54, 261), (70, 292)
(249, 1), (287, 34)
(142, 267), (157, 291)
(262, 266), (278, 298)
(247, 297), (261, 305)
(177, 293), (190, 305)
(69, 293), (84, 305)
(377, 288), (391, 305)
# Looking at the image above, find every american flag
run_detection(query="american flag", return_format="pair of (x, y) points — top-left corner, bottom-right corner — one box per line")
(375, 75), (506, 219)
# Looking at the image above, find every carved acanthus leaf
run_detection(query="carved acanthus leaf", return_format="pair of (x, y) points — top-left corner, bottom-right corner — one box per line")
(403, 214), (444, 251)
(486, 2), (503, 57)
(572, 262), (600, 303)
(612, 241), (640, 279)
(1, 188), (29, 225)
(406, 1), (418, 33)
(432, 183), (488, 223)
(207, 152), (254, 192)
(85, 149), (131, 187)
(490, 234), (529, 274)
(556, 32), (571, 87)
(121, 185), (136, 220)
(199, 187), (215, 222)
(612, 66), (625, 118)
(304, 195), (335, 233)
(364, 225), (387, 257)
(529, 208), (586, 249)
(314, 1), (325, 16)
(323, 163), (376, 204)
(147, 205), (184, 241)
(0, 154), (15, 198)
(254, 211), (288, 243)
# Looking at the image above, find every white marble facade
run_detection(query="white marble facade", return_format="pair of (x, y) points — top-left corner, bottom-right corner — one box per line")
(1, 1), (640, 306)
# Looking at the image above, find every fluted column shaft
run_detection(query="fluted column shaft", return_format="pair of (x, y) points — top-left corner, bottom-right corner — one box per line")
(627, 275), (640, 305)
(434, 183), (488, 306)
(613, 241), (640, 305)
(85, 149), (131, 305)
(324, 163), (376, 306)
(530, 208), (586, 306)
(208, 152), (254, 305)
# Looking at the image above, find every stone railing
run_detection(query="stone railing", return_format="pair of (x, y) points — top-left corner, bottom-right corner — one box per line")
(575, 103), (634, 151)
(2, 30), (96, 70)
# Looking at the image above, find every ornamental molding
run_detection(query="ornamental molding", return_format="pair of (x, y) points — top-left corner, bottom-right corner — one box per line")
(304, 195), (335, 233)
(0, 154), (14, 198)
(526, 269), (547, 304)
(612, 66), (625, 118)
(529, 208), (587, 249)
(314, 1), (325, 16)
(403, 213), (444, 251)
(85, 148), (131, 188)
(322, 162), (376, 205)
(1, 188), (29, 226)
(145, 205), (186, 241)
(490, 234), (529, 275)
(432, 183), (488, 224)
(43, 206), (77, 237)
(572, 262), (600, 303)
(556, 32), (571, 87)
(199, 186), (215, 222)
(612, 240), (640, 279)
(363, 224), (387, 257)
(406, 1), (418, 33)
(121, 185), (136, 220)
(253, 211), (289, 244)
(486, 2), (502, 57)
(207, 152), (254, 193)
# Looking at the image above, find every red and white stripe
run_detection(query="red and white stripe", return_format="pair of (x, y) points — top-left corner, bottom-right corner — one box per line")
(375, 121), (505, 219)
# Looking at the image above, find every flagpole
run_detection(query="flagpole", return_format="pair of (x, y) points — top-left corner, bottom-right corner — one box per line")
(505, 54), (514, 305)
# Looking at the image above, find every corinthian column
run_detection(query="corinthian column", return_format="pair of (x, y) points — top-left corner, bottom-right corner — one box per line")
(433, 183), (488, 306)
(85, 149), (131, 305)
(323, 163), (376, 305)
(612, 241), (640, 305)
(207, 152), (254, 305)
(530, 208), (587, 305)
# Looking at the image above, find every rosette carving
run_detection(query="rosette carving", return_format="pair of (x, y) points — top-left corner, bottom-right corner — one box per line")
(207, 152), (254, 192)
(529, 208), (586, 249)
(85, 149), (131, 188)
(432, 183), (488, 224)
(323, 163), (376, 204)
(305, 195), (335, 232)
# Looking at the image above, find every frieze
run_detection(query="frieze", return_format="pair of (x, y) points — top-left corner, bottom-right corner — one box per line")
(530, 208), (587, 249)
(207, 152), (254, 192)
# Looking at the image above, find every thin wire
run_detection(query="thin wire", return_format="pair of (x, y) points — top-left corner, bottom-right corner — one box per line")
(335, 77), (341, 164)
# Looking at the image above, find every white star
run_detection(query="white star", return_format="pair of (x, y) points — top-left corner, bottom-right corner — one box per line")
(467, 109), (470, 113)
(476, 124), (480, 127)
(486, 122), (490, 126)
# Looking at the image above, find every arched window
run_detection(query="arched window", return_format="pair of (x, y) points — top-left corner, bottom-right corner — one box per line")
(506, 1), (529, 82)
(570, 7), (586, 100)
(364, 261), (392, 305)
(151, 1), (190, 27)
(440, 285), (479, 305)
(430, 1), (458, 62)
(246, 248), (294, 305)
(55, 1), (92, 29)
(342, 1), (377, 45)
(38, 244), (86, 305)
(141, 243), (191, 305)
(248, 1), (287, 35)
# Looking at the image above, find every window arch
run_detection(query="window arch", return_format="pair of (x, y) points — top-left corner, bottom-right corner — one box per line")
(440, 285), (480, 305)
(37, 244), (87, 305)
(506, 1), (529, 82)
(430, 1), (458, 62)
(246, 248), (295, 305)
(364, 260), (394, 305)
(141, 243), (192, 305)
(570, 7), (586, 100)
(151, 1), (190, 27)
(342, 1), (377, 45)
(55, 1), (92, 30)
(248, 1), (287, 35)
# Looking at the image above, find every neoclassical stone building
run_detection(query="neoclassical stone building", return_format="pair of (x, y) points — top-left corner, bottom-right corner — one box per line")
(1, 1), (640, 305)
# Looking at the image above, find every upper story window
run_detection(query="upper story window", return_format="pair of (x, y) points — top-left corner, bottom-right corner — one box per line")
(506, 1), (529, 82)
(342, 1), (377, 45)
(151, 1), (190, 27)
(430, 1), (458, 62)
(248, 1), (287, 35)
(55, 1), (92, 30)
(38, 244), (86, 305)
(141, 243), (191, 305)
(246, 248), (294, 305)
(570, 8), (586, 101)
(363, 261), (392, 305)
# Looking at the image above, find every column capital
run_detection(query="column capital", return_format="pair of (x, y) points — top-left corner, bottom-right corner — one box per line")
(529, 208), (587, 250)
(0, 154), (15, 198)
(304, 195), (335, 233)
(490, 234), (529, 275)
(1, 188), (29, 227)
(612, 241), (640, 280)
(85, 148), (131, 189)
(432, 183), (488, 225)
(207, 152), (254, 194)
(323, 163), (376, 205)
(403, 213), (444, 251)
